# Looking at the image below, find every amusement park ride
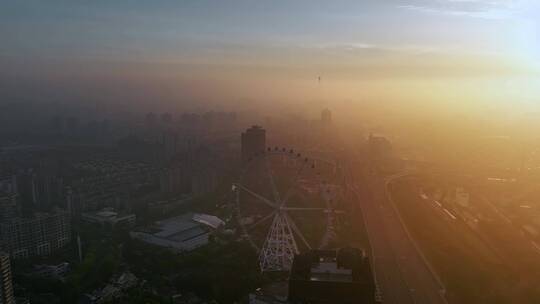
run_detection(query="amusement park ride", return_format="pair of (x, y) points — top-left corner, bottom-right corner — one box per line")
(233, 147), (345, 272)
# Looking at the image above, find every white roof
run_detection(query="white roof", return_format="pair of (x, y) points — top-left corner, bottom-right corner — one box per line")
(154, 214), (199, 238)
(96, 211), (118, 218)
(192, 213), (225, 229)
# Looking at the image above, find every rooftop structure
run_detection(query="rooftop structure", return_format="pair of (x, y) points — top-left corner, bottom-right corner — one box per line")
(192, 213), (225, 229)
(81, 208), (136, 229)
(288, 248), (376, 304)
(310, 260), (353, 282)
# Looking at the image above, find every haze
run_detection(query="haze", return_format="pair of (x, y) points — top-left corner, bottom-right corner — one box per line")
(2, 0), (539, 116)
(2, 1), (540, 304)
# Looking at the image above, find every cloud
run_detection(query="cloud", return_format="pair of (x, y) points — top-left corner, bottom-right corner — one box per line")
(397, 0), (524, 19)
(308, 42), (442, 58)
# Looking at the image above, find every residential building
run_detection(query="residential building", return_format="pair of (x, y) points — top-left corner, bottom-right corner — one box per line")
(0, 210), (71, 259)
(321, 108), (332, 125)
(0, 252), (15, 304)
(0, 192), (18, 222)
(241, 126), (266, 162)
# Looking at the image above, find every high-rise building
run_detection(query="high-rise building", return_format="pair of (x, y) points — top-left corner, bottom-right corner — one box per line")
(162, 130), (179, 162)
(145, 112), (157, 129)
(321, 108), (332, 125)
(15, 168), (64, 212)
(241, 126), (266, 162)
(0, 210), (71, 259)
(161, 112), (172, 125)
(191, 168), (218, 196)
(0, 252), (15, 304)
(0, 192), (18, 222)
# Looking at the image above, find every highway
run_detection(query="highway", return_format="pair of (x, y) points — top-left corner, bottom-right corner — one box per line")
(350, 169), (447, 304)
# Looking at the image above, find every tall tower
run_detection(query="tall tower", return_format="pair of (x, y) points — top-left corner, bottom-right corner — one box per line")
(241, 126), (266, 162)
(321, 108), (332, 125)
(0, 252), (15, 304)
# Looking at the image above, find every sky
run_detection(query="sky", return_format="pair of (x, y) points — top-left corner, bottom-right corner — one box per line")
(1, 0), (539, 115)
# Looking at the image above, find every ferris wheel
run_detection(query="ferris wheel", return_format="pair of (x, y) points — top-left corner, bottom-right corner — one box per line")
(233, 146), (345, 272)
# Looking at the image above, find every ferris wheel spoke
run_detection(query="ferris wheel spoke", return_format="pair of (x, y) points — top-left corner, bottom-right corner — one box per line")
(235, 183), (277, 208)
(247, 211), (276, 231)
(264, 157), (281, 202)
(280, 190), (295, 207)
(280, 161), (308, 207)
(285, 213), (311, 250)
(264, 155), (281, 203)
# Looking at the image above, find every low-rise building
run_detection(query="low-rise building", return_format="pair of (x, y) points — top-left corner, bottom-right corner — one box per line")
(130, 213), (223, 252)
(288, 248), (375, 304)
(249, 290), (289, 304)
(27, 262), (70, 281)
(82, 208), (136, 229)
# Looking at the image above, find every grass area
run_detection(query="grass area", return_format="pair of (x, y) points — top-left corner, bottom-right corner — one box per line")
(388, 179), (538, 304)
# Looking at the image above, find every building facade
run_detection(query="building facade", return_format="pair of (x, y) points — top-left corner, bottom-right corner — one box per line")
(0, 193), (18, 223)
(241, 126), (266, 162)
(0, 210), (71, 259)
(0, 252), (15, 304)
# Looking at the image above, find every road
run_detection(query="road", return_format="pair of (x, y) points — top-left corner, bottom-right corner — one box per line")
(350, 169), (447, 304)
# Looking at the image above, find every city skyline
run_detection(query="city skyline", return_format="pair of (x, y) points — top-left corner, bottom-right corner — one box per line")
(2, 2), (540, 303)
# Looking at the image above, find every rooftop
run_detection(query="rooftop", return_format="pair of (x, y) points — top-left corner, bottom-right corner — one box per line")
(154, 213), (200, 238)
(310, 262), (353, 282)
(192, 213), (225, 229)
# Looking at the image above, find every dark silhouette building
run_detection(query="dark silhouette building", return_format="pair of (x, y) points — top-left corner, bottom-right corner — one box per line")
(241, 126), (266, 162)
(321, 108), (332, 125)
(288, 248), (376, 304)
(0, 210), (71, 259)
